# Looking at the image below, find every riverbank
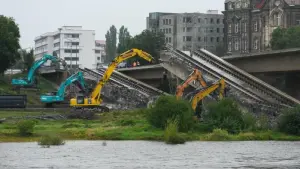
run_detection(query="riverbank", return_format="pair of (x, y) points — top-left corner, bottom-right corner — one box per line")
(0, 110), (300, 142)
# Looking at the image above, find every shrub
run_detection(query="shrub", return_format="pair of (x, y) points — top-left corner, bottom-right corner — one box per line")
(203, 129), (231, 141)
(38, 135), (65, 147)
(17, 120), (37, 136)
(277, 106), (300, 135)
(147, 95), (194, 132)
(242, 112), (257, 131)
(202, 98), (245, 134)
(164, 119), (185, 144)
(256, 114), (270, 131)
(117, 119), (136, 126)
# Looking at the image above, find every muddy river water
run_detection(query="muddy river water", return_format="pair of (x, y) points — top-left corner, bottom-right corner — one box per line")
(1, 141), (300, 169)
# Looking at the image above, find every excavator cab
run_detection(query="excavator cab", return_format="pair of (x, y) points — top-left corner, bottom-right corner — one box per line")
(76, 94), (85, 104)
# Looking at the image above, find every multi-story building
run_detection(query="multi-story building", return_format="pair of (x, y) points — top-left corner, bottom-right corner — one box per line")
(34, 26), (98, 69)
(95, 40), (106, 68)
(146, 11), (224, 53)
(223, 0), (300, 55)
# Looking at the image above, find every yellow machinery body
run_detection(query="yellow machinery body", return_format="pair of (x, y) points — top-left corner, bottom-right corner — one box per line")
(70, 49), (153, 110)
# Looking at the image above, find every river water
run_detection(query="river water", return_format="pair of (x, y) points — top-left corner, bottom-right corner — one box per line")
(1, 141), (300, 169)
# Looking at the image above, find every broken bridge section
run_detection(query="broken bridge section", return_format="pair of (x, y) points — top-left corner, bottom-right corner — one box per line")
(79, 68), (168, 110)
(160, 45), (300, 116)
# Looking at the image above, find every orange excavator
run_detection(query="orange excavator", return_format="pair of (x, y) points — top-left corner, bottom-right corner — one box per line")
(175, 69), (208, 100)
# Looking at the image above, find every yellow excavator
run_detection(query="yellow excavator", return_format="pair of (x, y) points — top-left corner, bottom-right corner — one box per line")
(190, 78), (226, 119)
(176, 69), (208, 100)
(175, 69), (226, 118)
(69, 48), (154, 112)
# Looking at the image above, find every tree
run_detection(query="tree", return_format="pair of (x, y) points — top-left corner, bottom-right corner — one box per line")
(105, 25), (117, 63)
(22, 49), (34, 71)
(270, 26), (300, 50)
(117, 26), (131, 54)
(0, 15), (21, 74)
(128, 30), (165, 65)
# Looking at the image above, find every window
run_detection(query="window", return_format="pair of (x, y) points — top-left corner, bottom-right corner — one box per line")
(54, 34), (60, 40)
(169, 37), (172, 43)
(235, 23), (239, 33)
(210, 28), (213, 33)
(183, 27), (186, 32)
(297, 20), (300, 25)
(217, 37), (220, 42)
(187, 27), (192, 32)
(169, 28), (172, 34)
(210, 18), (214, 24)
(228, 2), (232, 9)
(273, 13), (281, 26)
(244, 22), (247, 32)
(228, 24), (232, 33)
(183, 36), (192, 42)
(163, 19), (166, 25)
(183, 17), (192, 23)
(169, 19), (171, 24)
(254, 21), (258, 32)
(211, 37), (214, 42)
(254, 39), (258, 49)
(54, 42), (60, 48)
(205, 18), (208, 24)
(235, 40), (239, 50)
(97, 57), (100, 60)
(228, 41), (232, 52)
(217, 19), (220, 24)
(64, 49), (79, 53)
(243, 1), (248, 8)
(64, 34), (79, 38)
(64, 57), (79, 61)
(198, 37), (201, 42)
(236, 1), (241, 8)
(95, 50), (100, 53)
(198, 18), (201, 23)
(217, 28), (220, 33)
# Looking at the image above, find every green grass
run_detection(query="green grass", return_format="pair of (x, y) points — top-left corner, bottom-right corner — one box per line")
(1, 109), (300, 142)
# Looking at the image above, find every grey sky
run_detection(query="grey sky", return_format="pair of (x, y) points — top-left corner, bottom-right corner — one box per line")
(0, 0), (224, 49)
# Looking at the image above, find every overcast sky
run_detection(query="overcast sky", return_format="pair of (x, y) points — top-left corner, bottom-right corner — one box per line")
(0, 0), (224, 48)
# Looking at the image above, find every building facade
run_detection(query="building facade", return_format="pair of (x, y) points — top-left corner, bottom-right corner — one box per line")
(146, 11), (224, 53)
(223, 0), (300, 55)
(34, 26), (104, 69)
(95, 40), (106, 68)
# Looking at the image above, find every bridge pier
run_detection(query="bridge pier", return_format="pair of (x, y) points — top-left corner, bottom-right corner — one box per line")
(253, 72), (300, 101)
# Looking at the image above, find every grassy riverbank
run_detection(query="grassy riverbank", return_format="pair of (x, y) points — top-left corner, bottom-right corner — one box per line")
(1, 110), (300, 142)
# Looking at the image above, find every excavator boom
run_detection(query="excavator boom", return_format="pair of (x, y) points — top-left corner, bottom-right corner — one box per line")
(176, 69), (207, 99)
(12, 54), (60, 88)
(70, 48), (154, 111)
(191, 78), (225, 111)
(40, 71), (87, 105)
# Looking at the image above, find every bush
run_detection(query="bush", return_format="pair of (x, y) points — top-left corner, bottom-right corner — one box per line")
(38, 135), (65, 147)
(147, 95), (194, 132)
(277, 106), (300, 135)
(242, 112), (257, 131)
(17, 120), (37, 136)
(117, 119), (136, 126)
(164, 119), (185, 144)
(203, 129), (231, 141)
(202, 98), (245, 134)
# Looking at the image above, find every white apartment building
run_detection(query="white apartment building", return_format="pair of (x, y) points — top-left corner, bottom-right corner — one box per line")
(34, 26), (103, 69)
(94, 40), (106, 68)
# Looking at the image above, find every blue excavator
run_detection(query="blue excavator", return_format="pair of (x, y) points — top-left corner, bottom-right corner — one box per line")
(40, 71), (87, 107)
(11, 54), (61, 89)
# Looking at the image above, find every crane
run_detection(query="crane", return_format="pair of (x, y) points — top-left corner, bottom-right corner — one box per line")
(190, 78), (226, 118)
(11, 54), (61, 89)
(40, 71), (87, 107)
(69, 48), (154, 112)
(176, 69), (208, 100)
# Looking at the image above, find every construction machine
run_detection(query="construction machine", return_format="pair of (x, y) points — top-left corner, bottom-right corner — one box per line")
(176, 69), (208, 100)
(191, 78), (226, 118)
(69, 48), (154, 112)
(11, 54), (61, 89)
(40, 71), (87, 107)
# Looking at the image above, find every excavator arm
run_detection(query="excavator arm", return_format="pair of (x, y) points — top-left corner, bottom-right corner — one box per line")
(70, 48), (154, 110)
(176, 69), (207, 99)
(12, 54), (60, 87)
(190, 78), (225, 111)
(40, 71), (86, 104)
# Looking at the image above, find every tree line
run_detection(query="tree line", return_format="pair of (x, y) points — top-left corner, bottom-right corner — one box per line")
(104, 25), (166, 66)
